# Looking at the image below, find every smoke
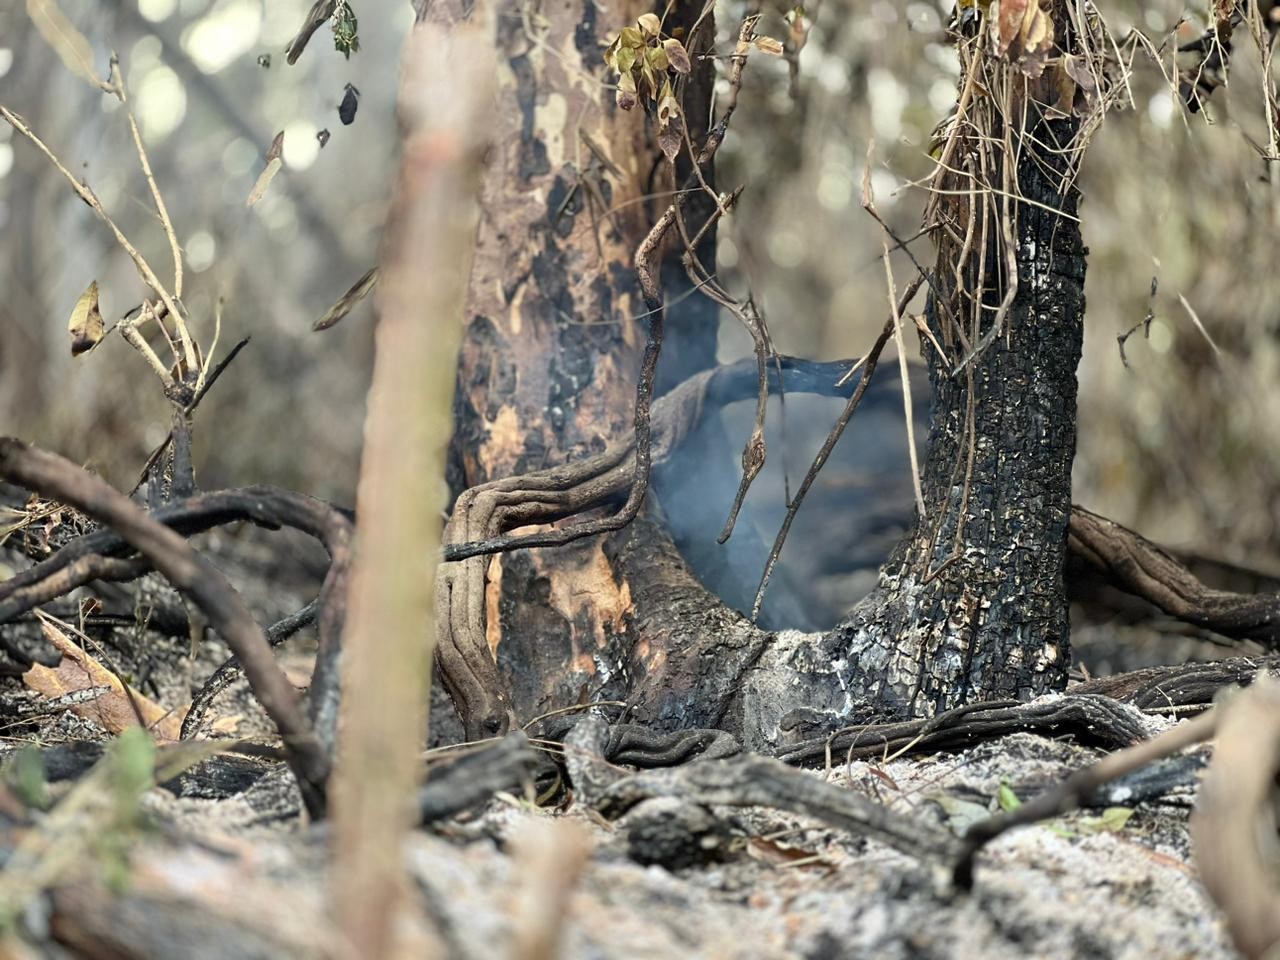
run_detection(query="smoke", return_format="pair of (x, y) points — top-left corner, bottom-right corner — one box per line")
(654, 362), (927, 631)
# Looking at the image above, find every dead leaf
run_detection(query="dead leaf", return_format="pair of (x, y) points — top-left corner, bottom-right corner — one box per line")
(1046, 61), (1077, 117)
(247, 158), (283, 207)
(1063, 52), (1097, 92)
(27, 0), (100, 87)
(247, 131), (286, 207)
(663, 37), (692, 74)
(995, 0), (1028, 53)
(636, 12), (661, 38)
(746, 837), (831, 870)
(993, 0), (1054, 78)
(265, 129), (285, 163)
(753, 35), (785, 56)
(67, 281), (104, 356)
(616, 71), (638, 111)
(657, 115), (682, 163)
(24, 620), (186, 741)
(338, 83), (360, 126)
(313, 267), (378, 331)
(210, 714), (244, 735)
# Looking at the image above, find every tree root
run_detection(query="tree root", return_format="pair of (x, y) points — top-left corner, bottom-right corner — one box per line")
(1069, 505), (1280, 647)
(775, 694), (1151, 766)
(438, 347), (1280, 746)
(561, 715), (959, 865)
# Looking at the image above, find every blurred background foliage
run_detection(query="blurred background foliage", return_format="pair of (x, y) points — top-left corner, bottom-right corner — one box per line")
(1, 0), (1276, 591)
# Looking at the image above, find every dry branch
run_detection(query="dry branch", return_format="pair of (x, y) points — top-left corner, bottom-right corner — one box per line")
(953, 707), (1216, 888)
(329, 11), (493, 958)
(0, 439), (329, 817)
(1069, 505), (1280, 645)
(562, 716), (958, 866)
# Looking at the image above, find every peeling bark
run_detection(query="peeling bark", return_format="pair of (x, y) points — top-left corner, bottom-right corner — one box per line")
(426, 0), (725, 735)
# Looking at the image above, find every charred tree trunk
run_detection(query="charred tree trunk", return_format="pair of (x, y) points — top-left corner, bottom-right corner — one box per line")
(434, 3), (1100, 751)
(736, 126), (1086, 747)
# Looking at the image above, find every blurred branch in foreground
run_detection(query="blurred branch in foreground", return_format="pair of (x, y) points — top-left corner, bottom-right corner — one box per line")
(330, 6), (495, 958)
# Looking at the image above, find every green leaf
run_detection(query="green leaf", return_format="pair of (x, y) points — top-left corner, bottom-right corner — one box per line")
(620, 26), (644, 49)
(997, 781), (1022, 812)
(332, 3), (360, 59)
(1077, 806), (1133, 834)
(615, 44), (636, 76)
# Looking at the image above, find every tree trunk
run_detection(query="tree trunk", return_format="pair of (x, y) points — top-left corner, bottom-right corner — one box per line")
(777, 123), (1085, 732)
(434, 4), (1094, 752)
(424, 0), (727, 737)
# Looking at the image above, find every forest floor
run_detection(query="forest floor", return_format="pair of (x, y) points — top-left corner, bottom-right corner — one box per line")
(0, 512), (1238, 959)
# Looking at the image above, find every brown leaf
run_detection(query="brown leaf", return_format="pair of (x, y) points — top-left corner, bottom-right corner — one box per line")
(313, 267), (378, 331)
(1045, 63), (1076, 117)
(265, 129), (285, 163)
(753, 35), (785, 56)
(1063, 53), (1096, 92)
(994, 0), (1054, 78)
(663, 37), (692, 74)
(67, 280), (104, 356)
(25, 620), (186, 741)
(657, 116), (682, 163)
(636, 13), (661, 38)
(616, 71), (638, 110)
(995, 0), (1030, 54)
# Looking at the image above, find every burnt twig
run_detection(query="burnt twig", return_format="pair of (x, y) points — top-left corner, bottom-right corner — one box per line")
(953, 707), (1215, 888)
(181, 599), (320, 740)
(750, 273), (925, 621)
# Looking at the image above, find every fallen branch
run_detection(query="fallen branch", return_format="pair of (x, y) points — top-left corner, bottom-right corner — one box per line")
(953, 707), (1217, 888)
(0, 439), (329, 818)
(775, 693), (1150, 767)
(562, 716), (956, 865)
(1069, 505), (1280, 646)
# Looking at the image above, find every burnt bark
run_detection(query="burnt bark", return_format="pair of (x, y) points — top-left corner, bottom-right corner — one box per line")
(435, 5), (1101, 750)
(425, 0), (729, 735)
(834, 129), (1083, 706)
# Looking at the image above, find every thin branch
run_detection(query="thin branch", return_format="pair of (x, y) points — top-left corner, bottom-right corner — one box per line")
(954, 708), (1217, 887)
(750, 274), (924, 621)
(0, 105), (189, 383)
(107, 57), (185, 306)
(285, 0), (337, 65)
